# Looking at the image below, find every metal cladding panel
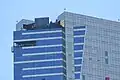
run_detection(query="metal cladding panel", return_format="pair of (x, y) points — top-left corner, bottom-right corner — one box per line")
(59, 12), (120, 80)
(35, 17), (49, 27)
(16, 19), (34, 31)
(58, 12), (87, 80)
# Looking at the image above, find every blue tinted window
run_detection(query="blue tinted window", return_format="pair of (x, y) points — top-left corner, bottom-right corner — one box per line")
(74, 26), (86, 29)
(62, 40), (65, 46)
(62, 47), (66, 53)
(22, 68), (65, 75)
(74, 30), (85, 35)
(63, 75), (67, 80)
(14, 31), (22, 40)
(23, 46), (62, 53)
(14, 52), (22, 57)
(36, 39), (62, 45)
(75, 66), (81, 72)
(74, 59), (82, 64)
(14, 28), (62, 40)
(21, 75), (65, 80)
(14, 47), (22, 54)
(63, 68), (66, 74)
(75, 73), (80, 79)
(62, 33), (65, 39)
(16, 60), (65, 68)
(74, 52), (83, 57)
(14, 75), (21, 80)
(22, 28), (62, 33)
(14, 53), (64, 61)
(74, 45), (83, 50)
(63, 61), (66, 68)
(74, 37), (84, 43)
(22, 32), (62, 39)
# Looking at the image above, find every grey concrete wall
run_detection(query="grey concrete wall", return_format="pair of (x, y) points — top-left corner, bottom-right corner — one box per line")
(58, 11), (120, 80)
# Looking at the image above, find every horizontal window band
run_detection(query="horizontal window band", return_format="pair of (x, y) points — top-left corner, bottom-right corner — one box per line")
(22, 51), (63, 56)
(14, 36), (84, 42)
(22, 66), (66, 71)
(74, 26), (86, 29)
(19, 47), (63, 53)
(36, 39), (62, 46)
(14, 54), (66, 62)
(14, 60), (66, 68)
(22, 65), (80, 71)
(15, 49), (82, 56)
(22, 44), (62, 49)
(14, 37), (62, 42)
(14, 59), (66, 64)
(22, 30), (62, 35)
(22, 73), (65, 78)
(21, 68), (67, 76)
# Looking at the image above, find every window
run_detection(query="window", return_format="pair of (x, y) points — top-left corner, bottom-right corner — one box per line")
(63, 54), (66, 60)
(42, 78), (45, 80)
(89, 58), (92, 60)
(82, 75), (85, 80)
(62, 39), (66, 46)
(62, 46), (66, 53)
(75, 66), (81, 71)
(105, 51), (108, 56)
(105, 58), (108, 64)
(105, 77), (110, 80)
(15, 41), (36, 47)
(74, 30), (85, 35)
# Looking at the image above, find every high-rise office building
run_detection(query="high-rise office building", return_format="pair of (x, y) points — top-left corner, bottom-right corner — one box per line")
(13, 12), (120, 80)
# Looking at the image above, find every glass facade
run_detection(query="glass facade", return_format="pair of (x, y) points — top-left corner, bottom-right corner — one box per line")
(13, 24), (66, 80)
(73, 26), (86, 80)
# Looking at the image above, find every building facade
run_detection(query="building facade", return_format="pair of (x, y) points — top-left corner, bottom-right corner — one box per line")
(13, 18), (66, 80)
(13, 12), (120, 80)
